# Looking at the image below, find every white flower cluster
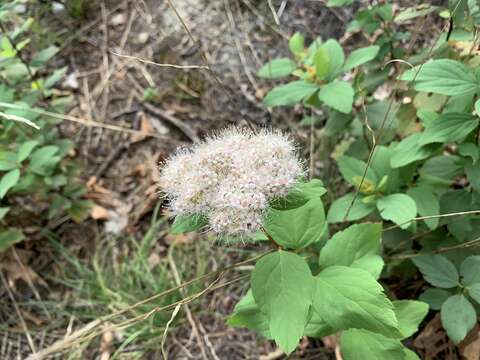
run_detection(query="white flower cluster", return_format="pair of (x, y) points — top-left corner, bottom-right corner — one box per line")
(159, 127), (303, 237)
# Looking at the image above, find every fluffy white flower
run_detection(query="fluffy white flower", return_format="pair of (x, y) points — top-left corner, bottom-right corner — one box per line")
(159, 127), (303, 237)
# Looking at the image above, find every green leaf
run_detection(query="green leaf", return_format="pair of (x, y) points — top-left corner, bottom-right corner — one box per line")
(319, 223), (383, 278)
(44, 67), (67, 89)
(460, 255), (480, 286)
(420, 113), (479, 145)
(407, 187), (440, 230)
(459, 143), (479, 163)
(466, 159), (480, 192)
(0, 228), (24, 252)
(0, 207), (10, 221)
(69, 200), (93, 223)
(343, 46), (379, 71)
(258, 58), (297, 79)
(412, 255), (459, 288)
(271, 179), (326, 210)
(393, 300), (429, 339)
(441, 294), (477, 344)
(265, 198), (325, 249)
(377, 194), (417, 229)
(289, 32), (305, 55)
(399, 59), (479, 96)
(171, 214), (208, 234)
(468, 283), (480, 305)
(251, 251), (314, 354)
(313, 266), (399, 336)
(30, 46), (59, 67)
(29, 145), (60, 176)
(390, 133), (435, 168)
(419, 288), (452, 310)
(0, 169), (20, 199)
(337, 155), (377, 188)
(318, 81), (354, 114)
(321, 39), (345, 80)
(16, 140), (39, 164)
(327, 193), (376, 223)
(313, 47), (330, 79)
(327, 0), (354, 6)
(475, 98), (480, 116)
(263, 81), (318, 107)
(404, 348), (421, 360)
(341, 329), (405, 360)
(303, 310), (335, 338)
(227, 290), (271, 338)
(394, 5), (439, 22)
(419, 155), (464, 184)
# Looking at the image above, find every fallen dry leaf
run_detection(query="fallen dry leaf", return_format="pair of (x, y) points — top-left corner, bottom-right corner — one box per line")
(91, 205), (109, 220)
(414, 313), (451, 360)
(131, 113), (154, 143)
(460, 324), (480, 360)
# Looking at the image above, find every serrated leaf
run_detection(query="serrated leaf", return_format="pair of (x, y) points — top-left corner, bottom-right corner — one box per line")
(171, 214), (208, 234)
(419, 155), (464, 184)
(377, 194), (417, 229)
(271, 179), (326, 210)
(258, 58), (297, 79)
(327, 193), (376, 223)
(263, 81), (318, 107)
(419, 288), (452, 310)
(420, 113), (478, 145)
(0, 228), (24, 252)
(341, 329), (405, 360)
(343, 46), (379, 71)
(337, 155), (377, 188)
(251, 251), (314, 354)
(393, 300), (429, 339)
(318, 81), (354, 114)
(0, 169), (20, 199)
(412, 255), (459, 288)
(319, 223), (383, 278)
(407, 187), (440, 230)
(313, 266), (400, 337)
(460, 255), (480, 286)
(441, 294), (476, 344)
(399, 59), (479, 96)
(390, 133), (434, 168)
(227, 289), (271, 338)
(303, 310), (335, 338)
(265, 198), (325, 249)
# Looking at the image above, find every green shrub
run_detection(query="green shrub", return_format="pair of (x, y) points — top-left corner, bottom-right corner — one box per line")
(0, 2), (89, 251)
(168, 1), (480, 358)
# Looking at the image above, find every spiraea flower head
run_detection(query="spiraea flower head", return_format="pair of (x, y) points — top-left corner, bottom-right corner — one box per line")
(159, 127), (303, 238)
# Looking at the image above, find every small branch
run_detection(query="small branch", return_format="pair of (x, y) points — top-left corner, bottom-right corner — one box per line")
(388, 237), (480, 261)
(262, 227), (282, 250)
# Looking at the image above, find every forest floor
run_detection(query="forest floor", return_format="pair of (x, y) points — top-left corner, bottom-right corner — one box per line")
(0, 0), (439, 359)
